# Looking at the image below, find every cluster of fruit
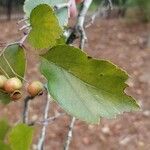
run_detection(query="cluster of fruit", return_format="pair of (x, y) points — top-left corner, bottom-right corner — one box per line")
(0, 75), (44, 101)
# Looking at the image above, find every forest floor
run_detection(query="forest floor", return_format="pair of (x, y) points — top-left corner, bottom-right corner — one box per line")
(0, 18), (150, 150)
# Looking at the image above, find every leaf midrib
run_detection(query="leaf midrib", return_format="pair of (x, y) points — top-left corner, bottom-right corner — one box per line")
(52, 61), (138, 110)
(61, 67), (98, 118)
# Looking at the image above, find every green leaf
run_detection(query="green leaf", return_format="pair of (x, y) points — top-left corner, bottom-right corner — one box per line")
(8, 124), (34, 150)
(0, 44), (26, 104)
(0, 44), (26, 79)
(0, 90), (11, 104)
(0, 119), (10, 140)
(28, 4), (63, 49)
(40, 45), (139, 124)
(56, 36), (66, 45)
(0, 141), (11, 150)
(24, 0), (68, 27)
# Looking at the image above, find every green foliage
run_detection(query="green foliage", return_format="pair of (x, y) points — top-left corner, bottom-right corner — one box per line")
(24, 0), (68, 27)
(0, 0), (141, 148)
(0, 44), (26, 104)
(28, 4), (63, 50)
(0, 141), (11, 150)
(0, 119), (11, 150)
(0, 119), (10, 140)
(0, 0), (139, 127)
(56, 36), (66, 45)
(0, 121), (34, 150)
(0, 44), (26, 79)
(8, 124), (34, 150)
(0, 91), (11, 104)
(40, 45), (139, 123)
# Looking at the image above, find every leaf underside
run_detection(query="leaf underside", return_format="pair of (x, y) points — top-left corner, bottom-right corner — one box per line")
(40, 45), (139, 124)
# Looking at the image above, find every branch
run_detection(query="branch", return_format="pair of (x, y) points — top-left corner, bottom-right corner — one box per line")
(85, 0), (113, 28)
(37, 94), (51, 150)
(66, 0), (93, 49)
(22, 96), (33, 124)
(17, 17), (28, 24)
(29, 113), (65, 126)
(40, 113), (65, 124)
(64, 117), (76, 150)
(54, 3), (69, 11)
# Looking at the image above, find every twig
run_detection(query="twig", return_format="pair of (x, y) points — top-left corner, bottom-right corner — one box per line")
(19, 32), (29, 46)
(19, 24), (30, 31)
(29, 113), (65, 126)
(78, 0), (92, 49)
(66, 0), (93, 49)
(64, 117), (76, 150)
(40, 113), (65, 124)
(22, 96), (33, 124)
(54, 3), (69, 11)
(85, 0), (113, 28)
(37, 94), (51, 150)
(17, 17), (28, 24)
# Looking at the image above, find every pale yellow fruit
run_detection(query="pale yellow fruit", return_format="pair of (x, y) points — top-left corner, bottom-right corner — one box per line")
(0, 75), (8, 89)
(4, 77), (22, 93)
(27, 81), (43, 97)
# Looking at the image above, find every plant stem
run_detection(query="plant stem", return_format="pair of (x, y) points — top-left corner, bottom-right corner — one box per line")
(37, 94), (51, 150)
(64, 117), (76, 150)
(66, 0), (93, 48)
(29, 113), (65, 126)
(22, 96), (33, 124)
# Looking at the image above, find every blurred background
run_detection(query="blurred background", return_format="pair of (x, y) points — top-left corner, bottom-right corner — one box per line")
(0, 0), (150, 22)
(0, 0), (150, 150)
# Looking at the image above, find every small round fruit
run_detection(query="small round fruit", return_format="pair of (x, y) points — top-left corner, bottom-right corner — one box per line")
(27, 81), (43, 97)
(10, 90), (22, 101)
(4, 77), (22, 93)
(0, 75), (7, 88)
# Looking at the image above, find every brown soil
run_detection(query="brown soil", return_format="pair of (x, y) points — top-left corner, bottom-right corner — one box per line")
(0, 18), (150, 150)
